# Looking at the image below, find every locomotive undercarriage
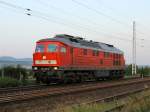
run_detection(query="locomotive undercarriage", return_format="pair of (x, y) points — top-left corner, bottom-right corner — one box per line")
(34, 67), (125, 84)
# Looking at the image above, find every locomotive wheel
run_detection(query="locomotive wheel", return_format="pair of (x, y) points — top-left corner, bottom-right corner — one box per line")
(57, 79), (64, 84)
(63, 78), (70, 84)
(75, 76), (81, 83)
(46, 81), (50, 85)
(35, 77), (40, 83)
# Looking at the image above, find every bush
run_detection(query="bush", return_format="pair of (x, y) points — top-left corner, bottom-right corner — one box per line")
(125, 64), (150, 76)
(0, 77), (21, 88)
(0, 65), (31, 80)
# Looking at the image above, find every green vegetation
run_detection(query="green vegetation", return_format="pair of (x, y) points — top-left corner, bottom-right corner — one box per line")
(122, 98), (150, 112)
(125, 64), (150, 76)
(56, 103), (118, 112)
(57, 90), (150, 112)
(0, 77), (21, 88)
(0, 65), (35, 87)
(121, 91), (150, 112)
(0, 65), (30, 80)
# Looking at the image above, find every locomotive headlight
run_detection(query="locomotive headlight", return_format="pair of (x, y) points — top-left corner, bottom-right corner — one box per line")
(34, 67), (38, 70)
(53, 67), (58, 70)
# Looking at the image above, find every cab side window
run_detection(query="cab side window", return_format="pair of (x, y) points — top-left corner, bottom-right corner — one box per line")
(60, 47), (66, 53)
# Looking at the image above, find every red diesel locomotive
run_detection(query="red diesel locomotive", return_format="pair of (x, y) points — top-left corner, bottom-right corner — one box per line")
(32, 34), (125, 84)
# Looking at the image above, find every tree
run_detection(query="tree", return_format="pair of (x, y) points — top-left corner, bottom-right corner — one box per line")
(125, 64), (132, 76)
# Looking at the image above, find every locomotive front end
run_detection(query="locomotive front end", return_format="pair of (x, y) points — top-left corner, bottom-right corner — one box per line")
(32, 41), (61, 83)
(33, 42), (59, 69)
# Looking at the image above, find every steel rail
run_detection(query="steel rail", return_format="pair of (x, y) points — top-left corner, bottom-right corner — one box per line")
(0, 76), (141, 93)
(0, 77), (149, 104)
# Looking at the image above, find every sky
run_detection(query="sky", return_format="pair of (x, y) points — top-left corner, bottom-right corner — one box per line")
(0, 0), (150, 65)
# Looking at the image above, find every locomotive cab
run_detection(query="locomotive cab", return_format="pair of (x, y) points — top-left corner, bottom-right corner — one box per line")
(32, 41), (68, 71)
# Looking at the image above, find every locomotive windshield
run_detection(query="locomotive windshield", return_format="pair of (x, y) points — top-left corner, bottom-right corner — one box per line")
(48, 44), (58, 52)
(35, 44), (44, 52)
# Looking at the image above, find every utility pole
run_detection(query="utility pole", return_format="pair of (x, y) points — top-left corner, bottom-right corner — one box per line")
(132, 21), (137, 75)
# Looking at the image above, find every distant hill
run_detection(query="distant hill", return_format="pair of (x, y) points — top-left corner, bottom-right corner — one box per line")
(0, 56), (32, 62)
(0, 56), (16, 61)
(0, 56), (32, 68)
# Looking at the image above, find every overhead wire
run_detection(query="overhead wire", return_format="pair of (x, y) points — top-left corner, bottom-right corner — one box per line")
(71, 0), (150, 44)
(71, 0), (130, 27)
(0, 0), (133, 42)
(33, 0), (132, 40)
(37, 0), (135, 39)
(0, 0), (150, 48)
(38, 0), (150, 46)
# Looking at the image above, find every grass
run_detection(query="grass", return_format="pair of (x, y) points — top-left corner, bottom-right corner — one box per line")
(56, 90), (150, 112)
(0, 76), (36, 88)
(55, 100), (124, 112)
(121, 90), (150, 112)
(0, 77), (21, 88)
(20, 78), (36, 86)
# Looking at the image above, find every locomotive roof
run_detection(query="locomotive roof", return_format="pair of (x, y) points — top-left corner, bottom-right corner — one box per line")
(38, 34), (123, 54)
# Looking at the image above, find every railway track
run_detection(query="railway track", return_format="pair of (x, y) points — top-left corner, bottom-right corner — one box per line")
(0, 76), (140, 94)
(0, 84), (47, 94)
(0, 77), (150, 105)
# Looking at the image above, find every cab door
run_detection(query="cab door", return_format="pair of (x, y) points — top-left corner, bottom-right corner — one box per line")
(70, 47), (74, 66)
(59, 45), (68, 66)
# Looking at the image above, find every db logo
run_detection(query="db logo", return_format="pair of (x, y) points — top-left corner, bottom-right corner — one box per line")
(42, 56), (46, 59)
